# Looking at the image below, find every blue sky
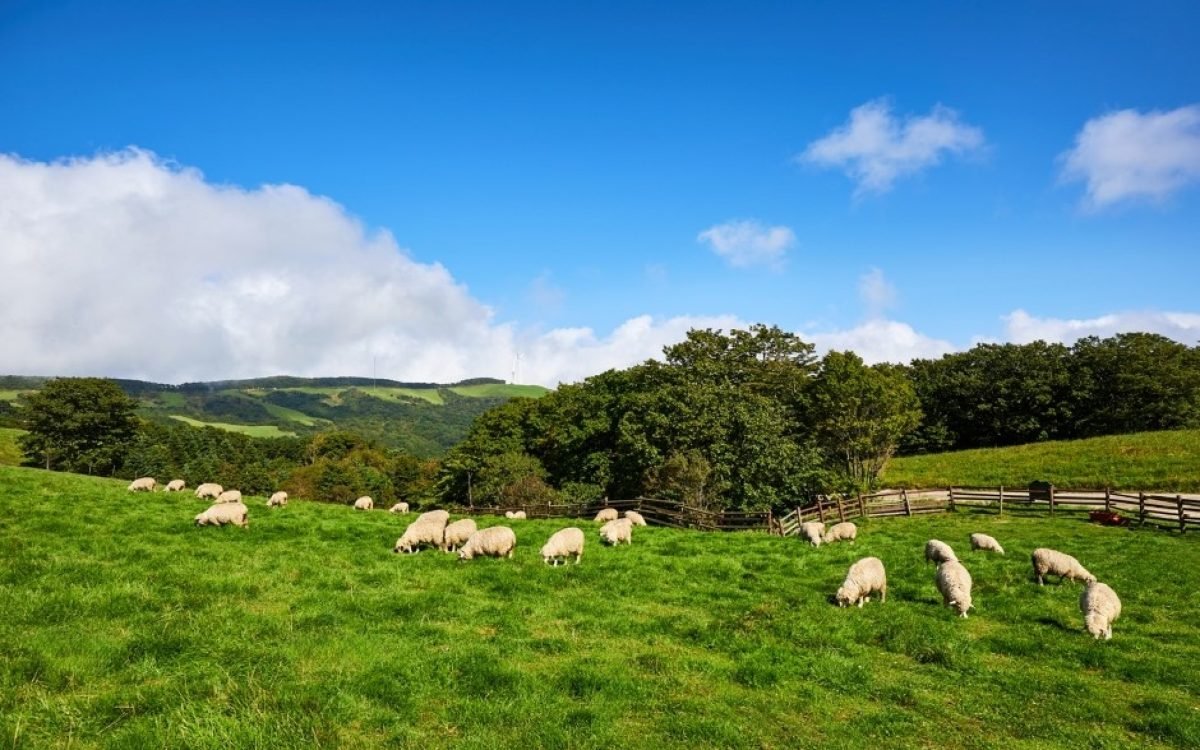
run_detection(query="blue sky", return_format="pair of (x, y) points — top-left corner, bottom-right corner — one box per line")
(1, 1), (1198, 384)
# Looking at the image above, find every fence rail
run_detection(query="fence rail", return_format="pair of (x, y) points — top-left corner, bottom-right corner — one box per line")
(467, 496), (777, 533)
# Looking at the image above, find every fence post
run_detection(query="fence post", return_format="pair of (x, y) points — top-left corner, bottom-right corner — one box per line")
(948, 487), (955, 511)
(795, 505), (803, 527)
(767, 508), (774, 535)
(1178, 495), (1186, 533)
(858, 493), (867, 519)
(998, 485), (1004, 516)
(902, 489), (911, 516)
(1104, 487), (1111, 513)
(817, 497), (826, 524)
(1138, 492), (1146, 526)
(836, 496), (846, 523)
(1048, 485), (1056, 517)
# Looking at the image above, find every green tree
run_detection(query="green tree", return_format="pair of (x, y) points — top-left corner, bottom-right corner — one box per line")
(18, 378), (140, 474)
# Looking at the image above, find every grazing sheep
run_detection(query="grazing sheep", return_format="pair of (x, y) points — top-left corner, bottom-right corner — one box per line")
(353, 496), (374, 511)
(541, 527), (585, 565)
(195, 483), (223, 500)
(935, 560), (974, 617)
(389, 502), (410, 514)
(441, 518), (478, 552)
(599, 517), (633, 546)
(165, 479), (186, 492)
(393, 514), (450, 554)
(127, 477), (157, 492)
(1031, 548), (1095, 586)
(800, 521), (825, 547)
(624, 510), (647, 527)
(823, 522), (857, 544)
(267, 491), (288, 508)
(835, 557), (887, 608)
(1080, 580), (1122, 640)
(215, 489), (242, 504)
(594, 507), (619, 523)
(505, 510), (527, 519)
(194, 501), (249, 528)
(925, 539), (958, 565)
(458, 526), (517, 560)
(969, 533), (1005, 555)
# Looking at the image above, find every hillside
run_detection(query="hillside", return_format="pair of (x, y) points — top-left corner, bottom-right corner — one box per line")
(0, 376), (549, 457)
(884, 428), (1200, 491)
(1, 465), (1197, 748)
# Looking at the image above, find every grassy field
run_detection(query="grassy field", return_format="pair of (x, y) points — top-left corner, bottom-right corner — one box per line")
(361, 387), (445, 405)
(0, 427), (25, 466)
(262, 402), (327, 426)
(2, 466), (1198, 748)
(449, 383), (549, 399)
(885, 429), (1200, 491)
(167, 415), (297, 438)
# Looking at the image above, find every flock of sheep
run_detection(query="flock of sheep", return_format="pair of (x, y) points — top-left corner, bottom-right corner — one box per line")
(801, 519), (1122, 640)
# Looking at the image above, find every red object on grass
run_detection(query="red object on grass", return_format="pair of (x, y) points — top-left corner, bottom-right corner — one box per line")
(1089, 510), (1129, 527)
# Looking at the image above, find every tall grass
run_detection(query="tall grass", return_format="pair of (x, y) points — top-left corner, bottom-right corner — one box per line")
(0, 427), (24, 466)
(1, 464), (1198, 748)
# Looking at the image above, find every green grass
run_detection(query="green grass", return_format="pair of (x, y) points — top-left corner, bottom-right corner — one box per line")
(0, 427), (25, 466)
(449, 383), (550, 399)
(360, 387), (445, 405)
(0, 389), (31, 403)
(262, 402), (326, 426)
(167, 415), (297, 438)
(885, 429), (1200, 491)
(2, 465), (1198, 748)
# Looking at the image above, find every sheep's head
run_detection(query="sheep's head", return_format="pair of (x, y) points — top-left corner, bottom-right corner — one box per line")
(835, 585), (855, 607)
(1085, 613), (1107, 638)
(458, 547), (473, 561)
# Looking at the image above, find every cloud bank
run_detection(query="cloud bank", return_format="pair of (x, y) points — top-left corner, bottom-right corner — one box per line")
(1004, 309), (1200, 345)
(697, 219), (795, 269)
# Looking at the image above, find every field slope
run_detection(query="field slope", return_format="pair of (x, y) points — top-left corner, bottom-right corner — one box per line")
(1, 465), (1198, 749)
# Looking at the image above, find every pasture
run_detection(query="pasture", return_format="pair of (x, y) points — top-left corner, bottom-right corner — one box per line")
(1, 464), (1198, 749)
(167, 415), (298, 438)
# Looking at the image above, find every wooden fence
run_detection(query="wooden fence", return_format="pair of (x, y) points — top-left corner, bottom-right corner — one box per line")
(468, 496), (777, 533)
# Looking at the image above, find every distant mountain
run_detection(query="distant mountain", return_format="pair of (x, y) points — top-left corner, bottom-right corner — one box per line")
(0, 375), (549, 457)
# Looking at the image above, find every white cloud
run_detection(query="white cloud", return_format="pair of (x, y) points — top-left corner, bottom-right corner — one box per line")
(1003, 309), (1200, 345)
(697, 219), (795, 269)
(806, 320), (956, 364)
(858, 267), (896, 317)
(526, 271), (565, 312)
(1060, 105), (1200, 209)
(801, 98), (985, 195)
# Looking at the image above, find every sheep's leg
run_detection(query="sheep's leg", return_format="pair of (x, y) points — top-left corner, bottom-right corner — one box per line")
(857, 599), (865, 608)
(880, 585), (887, 603)
(574, 553), (581, 564)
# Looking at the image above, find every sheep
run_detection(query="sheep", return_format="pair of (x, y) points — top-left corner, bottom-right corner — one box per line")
(441, 518), (478, 552)
(800, 521), (826, 547)
(388, 502), (410, 514)
(1031, 548), (1095, 586)
(594, 507), (619, 523)
(835, 557), (887, 608)
(267, 491), (288, 508)
(458, 526), (517, 561)
(624, 510), (647, 527)
(353, 496), (374, 511)
(215, 489), (242, 504)
(541, 527), (585, 565)
(823, 522), (857, 544)
(165, 479), (186, 492)
(127, 477), (156, 492)
(505, 510), (527, 519)
(194, 501), (249, 528)
(1080, 580), (1122, 640)
(599, 517), (633, 546)
(924, 539), (958, 565)
(195, 483), (223, 500)
(969, 533), (1005, 555)
(935, 560), (974, 617)
(393, 514), (450, 554)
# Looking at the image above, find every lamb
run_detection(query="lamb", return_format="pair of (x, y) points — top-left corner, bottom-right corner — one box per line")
(924, 539), (958, 565)
(458, 526), (517, 560)
(393, 514), (450, 554)
(1031, 548), (1095, 586)
(935, 560), (974, 617)
(541, 527), (585, 565)
(194, 501), (249, 528)
(835, 557), (887, 608)
(353, 496), (374, 511)
(505, 510), (527, 519)
(127, 477), (156, 492)
(800, 521), (825, 547)
(599, 517), (633, 546)
(165, 479), (186, 492)
(441, 518), (478, 552)
(823, 522), (857, 544)
(389, 502), (410, 514)
(215, 489), (242, 504)
(194, 483), (223, 500)
(594, 507), (619, 523)
(1080, 580), (1122, 640)
(624, 510), (647, 526)
(267, 491), (288, 508)
(969, 533), (1005, 555)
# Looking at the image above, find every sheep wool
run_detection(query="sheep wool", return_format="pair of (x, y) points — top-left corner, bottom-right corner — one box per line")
(267, 491), (288, 508)
(925, 539), (958, 565)
(800, 521), (825, 547)
(127, 477), (157, 492)
(458, 526), (517, 560)
(505, 510), (527, 519)
(594, 508), (619, 523)
(389, 502), (409, 514)
(836, 557), (887, 608)
(195, 501), (249, 528)
(599, 517), (633, 546)
(935, 560), (974, 617)
(624, 510), (647, 526)
(1080, 580), (1122, 640)
(165, 479), (186, 492)
(194, 483), (223, 500)
(216, 489), (243, 505)
(541, 527), (585, 565)
(441, 518), (478, 552)
(394, 514), (450, 554)
(417, 509), (450, 525)
(823, 522), (857, 545)
(353, 496), (374, 511)
(969, 533), (1005, 555)
(1031, 548), (1095, 586)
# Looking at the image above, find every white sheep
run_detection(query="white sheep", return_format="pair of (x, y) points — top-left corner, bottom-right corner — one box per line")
(389, 502), (410, 514)
(594, 507), (619, 523)
(935, 560), (974, 617)
(624, 510), (647, 526)
(194, 501), (249, 528)
(924, 539), (958, 565)
(441, 519), (478, 552)
(353, 496), (374, 511)
(127, 477), (156, 492)
(416, 509), (450, 524)
(505, 510), (527, 519)
(823, 522), (857, 544)
(835, 557), (887, 608)
(458, 526), (517, 560)
(267, 491), (288, 508)
(1031, 548), (1095, 586)
(599, 517), (633, 546)
(1080, 580), (1122, 640)
(541, 527), (585, 565)
(165, 479), (186, 492)
(800, 521), (825, 547)
(194, 483), (223, 500)
(393, 514), (450, 554)
(969, 533), (1005, 555)
(215, 489), (242, 504)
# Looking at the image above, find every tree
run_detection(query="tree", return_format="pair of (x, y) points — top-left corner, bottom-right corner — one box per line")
(18, 378), (140, 474)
